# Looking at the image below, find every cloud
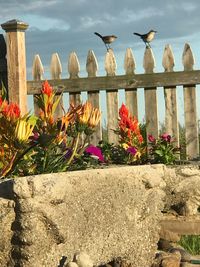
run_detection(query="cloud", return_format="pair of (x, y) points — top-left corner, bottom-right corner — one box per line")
(1, 0), (200, 79)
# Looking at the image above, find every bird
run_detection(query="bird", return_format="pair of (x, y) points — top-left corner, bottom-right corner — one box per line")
(94, 32), (117, 51)
(133, 30), (157, 48)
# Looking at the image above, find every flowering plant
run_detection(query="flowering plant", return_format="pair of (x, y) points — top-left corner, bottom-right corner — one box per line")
(115, 103), (146, 164)
(0, 81), (101, 178)
(148, 133), (179, 164)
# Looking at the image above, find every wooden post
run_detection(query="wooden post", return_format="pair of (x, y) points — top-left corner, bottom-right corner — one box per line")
(182, 43), (199, 159)
(1, 19), (28, 115)
(124, 48), (138, 117)
(86, 50), (102, 145)
(105, 49), (118, 144)
(143, 47), (159, 138)
(68, 52), (81, 106)
(162, 44), (179, 146)
(0, 34), (8, 94)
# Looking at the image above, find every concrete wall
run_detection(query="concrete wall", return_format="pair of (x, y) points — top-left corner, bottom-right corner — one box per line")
(1, 164), (200, 267)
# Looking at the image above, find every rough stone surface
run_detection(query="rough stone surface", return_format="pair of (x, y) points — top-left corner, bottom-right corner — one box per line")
(0, 164), (200, 267)
(162, 165), (200, 216)
(0, 179), (15, 266)
(0, 165), (166, 267)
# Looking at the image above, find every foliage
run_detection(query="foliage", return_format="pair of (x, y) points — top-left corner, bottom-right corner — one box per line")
(148, 133), (180, 164)
(114, 103), (147, 164)
(179, 235), (200, 255)
(0, 88), (182, 178)
(0, 81), (101, 178)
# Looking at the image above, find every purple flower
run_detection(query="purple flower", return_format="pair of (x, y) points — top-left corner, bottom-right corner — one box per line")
(64, 148), (72, 159)
(148, 134), (156, 143)
(85, 145), (104, 162)
(127, 146), (137, 155)
(161, 133), (171, 142)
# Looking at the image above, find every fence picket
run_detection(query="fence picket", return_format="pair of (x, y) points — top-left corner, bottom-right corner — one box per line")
(50, 53), (63, 118)
(124, 48), (138, 117)
(32, 54), (44, 115)
(143, 47), (159, 139)
(68, 52), (81, 106)
(86, 50), (102, 145)
(182, 43), (199, 159)
(105, 49), (118, 144)
(162, 45), (179, 146)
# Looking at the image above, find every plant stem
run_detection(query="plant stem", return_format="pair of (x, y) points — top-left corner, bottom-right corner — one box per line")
(66, 132), (80, 167)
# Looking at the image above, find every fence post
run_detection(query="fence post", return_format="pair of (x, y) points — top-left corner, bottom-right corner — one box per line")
(1, 19), (28, 115)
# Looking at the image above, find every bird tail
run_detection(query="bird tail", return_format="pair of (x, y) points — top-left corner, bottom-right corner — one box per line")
(133, 32), (142, 37)
(94, 32), (103, 39)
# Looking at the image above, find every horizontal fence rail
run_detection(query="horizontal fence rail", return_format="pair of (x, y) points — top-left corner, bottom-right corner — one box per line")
(27, 70), (200, 94)
(1, 19), (200, 159)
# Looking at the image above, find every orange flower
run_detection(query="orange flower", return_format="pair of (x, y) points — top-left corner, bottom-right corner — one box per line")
(88, 108), (101, 128)
(41, 80), (53, 97)
(0, 147), (4, 158)
(61, 112), (73, 130)
(78, 101), (92, 124)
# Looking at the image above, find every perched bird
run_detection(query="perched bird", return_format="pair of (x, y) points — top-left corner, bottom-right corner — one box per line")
(94, 32), (117, 51)
(133, 30), (157, 48)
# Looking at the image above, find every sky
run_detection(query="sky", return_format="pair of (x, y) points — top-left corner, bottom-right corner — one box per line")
(1, 0), (200, 125)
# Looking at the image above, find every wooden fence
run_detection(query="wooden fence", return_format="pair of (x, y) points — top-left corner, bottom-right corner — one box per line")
(0, 19), (200, 159)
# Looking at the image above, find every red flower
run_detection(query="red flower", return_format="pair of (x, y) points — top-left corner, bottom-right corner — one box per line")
(41, 80), (53, 97)
(148, 134), (156, 143)
(2, 102), (20, 120)
(119, 103), (129, 117)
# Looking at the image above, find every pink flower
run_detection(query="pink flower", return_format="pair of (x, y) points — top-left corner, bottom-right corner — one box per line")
(127, 146), (137, 155)
(85, 145), (104, 162)
(148, 134), (156, 143)
(161, 133), (171, 142)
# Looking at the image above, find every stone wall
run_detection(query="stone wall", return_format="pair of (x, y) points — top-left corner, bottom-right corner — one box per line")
(0, 165), (166, 267)
(1, 164), (200, 267)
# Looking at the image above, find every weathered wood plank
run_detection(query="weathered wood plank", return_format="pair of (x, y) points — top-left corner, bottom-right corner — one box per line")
(105, 49), (118, 144)
(32, 54), (44, 115)
(162, 44), (179, 146)
(124, 48), (138, 117)
(182, 43), (199, 159)
(143, 48), (159, 138)
(27, 70), (200, 95)
(86, 50), (102, 145)
(50, 53), (63, 118)
(68, 52), (81, 106)
(1, 20), (28, 115)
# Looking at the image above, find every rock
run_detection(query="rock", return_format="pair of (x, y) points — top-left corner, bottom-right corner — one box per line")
(169, 248), (191, 262)
(161, 250), (181, 266)
(159, 229), (181, 242)
(151, 251), (168, 267)
(157, 238), (173, 251)
(65, 262), (79, 267)
(73, 251), (93, 267)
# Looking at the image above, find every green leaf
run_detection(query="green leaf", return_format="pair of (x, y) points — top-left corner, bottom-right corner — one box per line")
(52, 93), (63, 115)
(0, 81), (8, 100)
